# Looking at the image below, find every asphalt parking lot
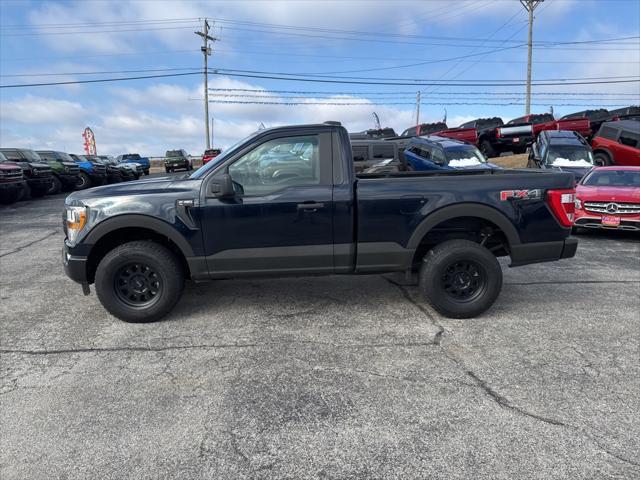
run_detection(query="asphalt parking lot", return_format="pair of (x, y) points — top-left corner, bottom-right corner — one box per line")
(1, 178), (639, 479)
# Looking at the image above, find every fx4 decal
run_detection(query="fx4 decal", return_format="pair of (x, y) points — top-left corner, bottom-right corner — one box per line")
(500, 189), (543, 201)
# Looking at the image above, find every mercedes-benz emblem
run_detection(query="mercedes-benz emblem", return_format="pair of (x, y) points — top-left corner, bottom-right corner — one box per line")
(605, 203), (619, 213)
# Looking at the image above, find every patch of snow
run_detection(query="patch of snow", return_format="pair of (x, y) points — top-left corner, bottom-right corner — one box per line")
(449, 158), (482, 167)
(551, 158), (592, 167)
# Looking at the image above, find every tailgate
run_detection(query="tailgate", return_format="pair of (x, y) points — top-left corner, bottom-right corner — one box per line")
(434, 127), (478, 144)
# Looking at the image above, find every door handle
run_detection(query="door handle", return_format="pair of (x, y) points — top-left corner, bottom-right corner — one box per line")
(297, 202), (324, 211)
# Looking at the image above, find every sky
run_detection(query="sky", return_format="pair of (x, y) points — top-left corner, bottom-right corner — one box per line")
(0, 0), (639, 156)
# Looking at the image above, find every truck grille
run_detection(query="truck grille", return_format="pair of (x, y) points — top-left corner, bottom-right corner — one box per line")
(67, 165), (80, 174)
(93, 164), (107, 173)
(2, 169), (23, 179)
(584, 201), (640, 215)
(33, 167), (52, 177)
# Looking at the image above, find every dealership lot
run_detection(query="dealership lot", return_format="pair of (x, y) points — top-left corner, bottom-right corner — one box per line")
(1, 180), (639, 479)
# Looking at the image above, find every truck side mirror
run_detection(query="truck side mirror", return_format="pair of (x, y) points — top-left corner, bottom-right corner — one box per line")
(209, 173), (235, 198)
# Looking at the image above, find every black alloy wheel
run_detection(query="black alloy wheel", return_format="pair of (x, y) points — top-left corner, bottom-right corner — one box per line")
(114, 262), (163, 308)
(441, 260), (486, 302)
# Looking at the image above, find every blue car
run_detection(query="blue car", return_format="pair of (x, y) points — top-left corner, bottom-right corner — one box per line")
(69, 154), (108, 190)
(404, 136), (499, 171)
(118, 153), (150, 175)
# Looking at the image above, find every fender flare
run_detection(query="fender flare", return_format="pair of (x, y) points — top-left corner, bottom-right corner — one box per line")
(407, 203), (521, 250)
(83, 214), (195, 257)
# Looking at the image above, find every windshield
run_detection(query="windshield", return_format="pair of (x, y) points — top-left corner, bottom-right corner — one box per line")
(444, 145), (487, 166)
(546, 146), (594, 167)
(22, 149), (42, 162)
(166, 151), (183, 157)
(124, 154), (140, 160)
(582, 170), (640, 187)
(190, 131), (262, 179)
(56, 152), (75, 162)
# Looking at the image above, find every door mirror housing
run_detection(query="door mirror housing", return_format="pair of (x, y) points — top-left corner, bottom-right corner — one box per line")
(209, 173), (235, 198)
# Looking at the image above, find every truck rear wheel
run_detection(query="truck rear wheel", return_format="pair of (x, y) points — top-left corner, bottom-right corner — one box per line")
(419, 239), (502, 319)
(594, 152), (612, 166)
(95, 241), (185, 323)
(480, 140), (497, 159)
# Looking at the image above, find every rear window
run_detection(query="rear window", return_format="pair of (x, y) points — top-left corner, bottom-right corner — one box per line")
(205, 149), (221, 155)
(166, 150), (183, 157)
(532, 114), (554, 124)
(582, 170), (640, 187)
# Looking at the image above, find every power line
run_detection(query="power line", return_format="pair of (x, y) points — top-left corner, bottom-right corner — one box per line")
(207, 94), (638, 101)
(0, 67), (201, 78)
(0, 72), (202, 89)
(208, 100), (633, 107)
(209, 88), (640, 96)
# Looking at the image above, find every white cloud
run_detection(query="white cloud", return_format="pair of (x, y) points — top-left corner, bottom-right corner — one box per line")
(0, 95), (88, 124)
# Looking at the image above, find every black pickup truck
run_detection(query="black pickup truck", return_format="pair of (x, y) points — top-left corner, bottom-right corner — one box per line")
(63, 122), (577, 323)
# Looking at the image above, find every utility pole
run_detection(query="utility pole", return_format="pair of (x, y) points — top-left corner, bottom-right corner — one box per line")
(415, 91), (421, 126)
(195, 19), (217, 149)
(520, 0), (544, 115)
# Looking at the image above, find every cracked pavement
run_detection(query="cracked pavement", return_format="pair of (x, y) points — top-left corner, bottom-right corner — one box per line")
(1, 188), (639, 479)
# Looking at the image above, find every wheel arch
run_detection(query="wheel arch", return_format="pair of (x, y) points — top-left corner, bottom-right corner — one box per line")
(83, 215), (194, 283)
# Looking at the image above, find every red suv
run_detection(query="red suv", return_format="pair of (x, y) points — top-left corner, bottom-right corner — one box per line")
(574, 166), (640, 232)
(591, 120), (640, 166)
(202, 148), (222, 165)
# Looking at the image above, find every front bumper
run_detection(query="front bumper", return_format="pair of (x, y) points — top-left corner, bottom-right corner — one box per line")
(63, 240), (90, 284)
(0, 179), (26, 194)
(509, 238), (578, 267)
(165, 161), (189, 169)
(575, 216), (640, 232)
(26, 176), (53, 190)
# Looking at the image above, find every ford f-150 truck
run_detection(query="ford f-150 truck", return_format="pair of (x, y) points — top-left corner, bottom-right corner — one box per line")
(62, 122), (578, 323)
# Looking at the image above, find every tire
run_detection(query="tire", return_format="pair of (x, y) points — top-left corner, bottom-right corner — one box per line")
(419, 239), (503, 319)
(47, 175), (62, 195)
(18, 183), (30, 201)
(480, 140), (497, 159)
(594, 151), (612, 166)
(95, 241), (185, 323)
(144, 170), (150, 176)
(165, 168), (170, 173)
(76, 172), (91, 190)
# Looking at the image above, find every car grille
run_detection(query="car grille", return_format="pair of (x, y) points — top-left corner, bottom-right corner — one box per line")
(33, 167), (52, 177)
(2, 169), (23, 179)
(93, 164), (107, 173)
(584, 201), (640, 215)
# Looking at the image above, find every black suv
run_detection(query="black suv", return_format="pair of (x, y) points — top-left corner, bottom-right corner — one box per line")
(528, 130), (595, 181)
(164, 149), (192, 173)
(0, 148), (53, 198)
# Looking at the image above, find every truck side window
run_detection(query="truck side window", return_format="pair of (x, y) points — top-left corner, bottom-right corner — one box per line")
(372, 144), (395, 159)
(352, 145), (369, 162)
(228, 135), (321, 196)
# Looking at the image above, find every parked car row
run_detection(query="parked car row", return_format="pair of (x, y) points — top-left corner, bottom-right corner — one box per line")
(351, 127), (639, 233)
(352, 105), (639, 160)
(0, 148), (145, 205)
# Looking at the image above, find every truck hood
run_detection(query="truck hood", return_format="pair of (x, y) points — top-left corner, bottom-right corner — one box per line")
(69, 175), (179, 202)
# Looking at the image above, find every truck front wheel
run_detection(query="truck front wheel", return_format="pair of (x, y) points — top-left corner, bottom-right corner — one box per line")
(419, 239), (502, 319)
(480, 140), (497, 159)
(95, 241), (185, 323)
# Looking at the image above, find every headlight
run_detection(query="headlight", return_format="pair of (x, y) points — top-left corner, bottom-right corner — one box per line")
(64, 166), (70, 172)
(65, 206), (88, 243)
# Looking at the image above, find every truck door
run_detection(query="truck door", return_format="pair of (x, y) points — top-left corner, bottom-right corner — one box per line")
(199, 132), (335, 277)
